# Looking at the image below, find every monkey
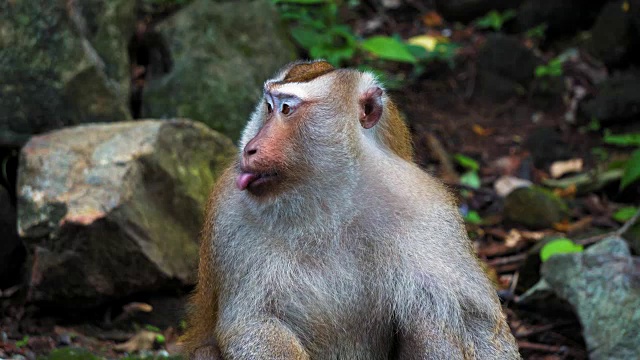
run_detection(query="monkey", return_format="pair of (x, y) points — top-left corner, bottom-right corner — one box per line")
(183, 60), (520, 359)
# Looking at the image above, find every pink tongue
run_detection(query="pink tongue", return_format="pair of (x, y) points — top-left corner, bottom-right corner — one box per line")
(236, 172), (258, 190)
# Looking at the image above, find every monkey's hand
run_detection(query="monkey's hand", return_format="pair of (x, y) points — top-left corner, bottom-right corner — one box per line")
(192, 345), (223, 360)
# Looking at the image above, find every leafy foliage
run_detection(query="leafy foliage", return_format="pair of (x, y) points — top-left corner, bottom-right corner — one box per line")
(475, 10), (516, 31)
(464, 210), (483, 224)
(540, 238), (584, 262)
(454, 154), (480, 171)
(621, 149), (640, 189)
(361, 36), (417, 63)
(460, 171), (481, 189)
(525, 23), (548, 39)
(613, 206), (639, 222)
(604, 132), (640, 147)
(535, 57), (563, 78)
(277, 1), (357, 66)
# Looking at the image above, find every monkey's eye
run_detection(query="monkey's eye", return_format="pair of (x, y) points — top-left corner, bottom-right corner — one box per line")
(266, 102), (273, 113)
(281, 103), (290, 115)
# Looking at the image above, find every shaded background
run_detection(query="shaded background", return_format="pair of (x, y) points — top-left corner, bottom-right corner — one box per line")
(1, 0), (639, 359)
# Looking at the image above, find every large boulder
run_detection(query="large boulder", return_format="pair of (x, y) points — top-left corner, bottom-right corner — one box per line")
(542, 238), (640, 360)
(17, 120), (236, 305)
(142, 0), (296, 142)
(476, 34), (542, 101)
(579, 72), (640, 125)
(0, 0), (134, 146)
(586, 0), (640, 68)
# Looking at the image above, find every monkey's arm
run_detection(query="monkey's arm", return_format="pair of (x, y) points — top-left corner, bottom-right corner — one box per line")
(216, 317), (310, 360)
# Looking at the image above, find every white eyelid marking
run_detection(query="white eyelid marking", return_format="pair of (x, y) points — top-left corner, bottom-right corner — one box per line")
(271, 83), (308, 99)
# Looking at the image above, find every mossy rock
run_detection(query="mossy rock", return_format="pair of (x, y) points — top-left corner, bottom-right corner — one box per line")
(503, 186), (569, 229)
(143, 0), (296, 142)
(0, 0), (134, 146)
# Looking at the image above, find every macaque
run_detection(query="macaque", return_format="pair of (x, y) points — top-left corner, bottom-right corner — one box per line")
(183, 60), (520, 359)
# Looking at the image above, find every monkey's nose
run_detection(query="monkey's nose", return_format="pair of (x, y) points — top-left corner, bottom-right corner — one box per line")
(243, 144), (258, 157)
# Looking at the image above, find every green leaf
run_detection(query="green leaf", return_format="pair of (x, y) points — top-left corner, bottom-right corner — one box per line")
(525, 23), (547, 39)
(460, 171), (481, 189)
(155, 334), (166, 344)
(16, 336), (29, 348)
(454, 154), (480, 171)
(360, 36), (417, 63)
(621, 149), (640, 189)
(475, 10), (516, 31)
(290, 27), (326, 49)
(464, 210), (483, 224)
(144, 324), (161, 332)
(604, 132), (640, 147)
(540, 238), (583, 262)
(613, 206), (638, 222)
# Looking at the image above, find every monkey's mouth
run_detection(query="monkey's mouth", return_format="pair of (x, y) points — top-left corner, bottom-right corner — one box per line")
(236, 171), (279, 193)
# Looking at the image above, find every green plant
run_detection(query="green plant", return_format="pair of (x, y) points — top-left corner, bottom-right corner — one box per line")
(535, 57), (563, 78)
(454, 154), (481, 189)
(274, 0), (357, 66)
(603, 131), (640, 189)
(16, 336), (29, 348)
(464, 210), (483, 225)
(525, 23), (547, 39)
(613, 206), (639, 222)
(540, 238), (583, 262)
(475, 10), (516, 31)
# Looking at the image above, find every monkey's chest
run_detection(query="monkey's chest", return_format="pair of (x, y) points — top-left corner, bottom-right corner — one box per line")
(267, 260), (393, 357)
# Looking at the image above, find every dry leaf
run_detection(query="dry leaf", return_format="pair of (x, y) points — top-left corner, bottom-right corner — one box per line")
(550, 158), (583, 178)
(472, 124), (494, 136)
(114, 330), (157, 353)
(408, 35), (441, 52)
(553, 183), (577, 198)
(494, 176), (532, 197)
(504, 229), (523, 248)
(422, 11), (444, 27)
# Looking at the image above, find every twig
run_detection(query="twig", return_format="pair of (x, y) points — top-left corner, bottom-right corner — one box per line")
(517, 340), (567, 353)
(577, 208), (640, 246)
(487, 253), (527, 267)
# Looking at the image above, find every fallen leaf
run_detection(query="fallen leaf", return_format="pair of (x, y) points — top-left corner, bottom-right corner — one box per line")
(422, 11), (443, 27)
(408, 35), (441, 52)
(472, 124), (494, 136)
(494, 176), (532, 197)
(504, 229), (523, 248)
(553, 183), (577, 198)
(550, 158), (583, 178)
(114, 330), (157, 353)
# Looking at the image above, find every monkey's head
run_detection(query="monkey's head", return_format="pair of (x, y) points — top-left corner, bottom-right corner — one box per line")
(236, 60), (405, 199)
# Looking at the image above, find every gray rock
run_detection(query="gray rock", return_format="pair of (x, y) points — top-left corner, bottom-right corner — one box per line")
(0, 0), (134, 146)
(586, 2), (636, 67)
(17, 120), (236, 305)
(0, 186), (25, 289)
(476, 34), (541, 101)
(513, 0), (606, 38)
(503, 187), (569, 229)
(542, 238), (640, 360)
(579, 72), (640, 125)
(143, 0), (296, 142)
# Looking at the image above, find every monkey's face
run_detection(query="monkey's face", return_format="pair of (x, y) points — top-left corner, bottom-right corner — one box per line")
(236, 62), (385, 199)
(236, 89), (313, 198)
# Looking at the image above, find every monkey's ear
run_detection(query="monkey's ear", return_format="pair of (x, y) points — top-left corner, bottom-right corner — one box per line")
(359, 87), (384, 129)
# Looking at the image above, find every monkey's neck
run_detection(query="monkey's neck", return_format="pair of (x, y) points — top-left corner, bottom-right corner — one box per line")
(243, 172), (360, 237)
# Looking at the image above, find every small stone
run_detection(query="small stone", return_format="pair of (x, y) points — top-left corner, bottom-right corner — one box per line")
(504, 187), (569, 229)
